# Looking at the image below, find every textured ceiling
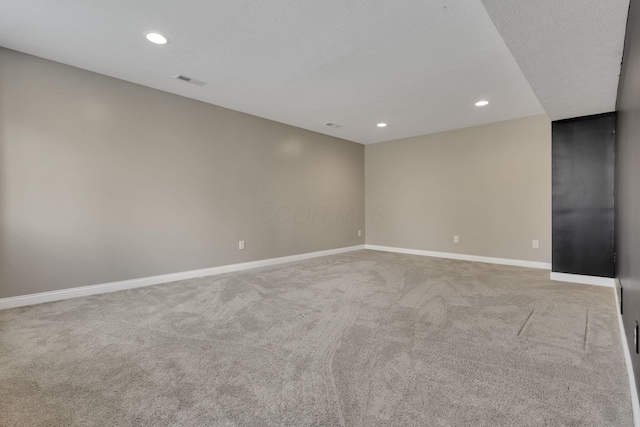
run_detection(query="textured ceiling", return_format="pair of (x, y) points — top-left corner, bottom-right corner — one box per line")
(0, 0), (545, 144)
(0, 1), (630, 142)
(481, 0), (630, 121)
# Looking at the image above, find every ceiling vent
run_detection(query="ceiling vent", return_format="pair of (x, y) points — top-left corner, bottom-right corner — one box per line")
(174, 74), (207, 86)
(324, 122), (341, 128)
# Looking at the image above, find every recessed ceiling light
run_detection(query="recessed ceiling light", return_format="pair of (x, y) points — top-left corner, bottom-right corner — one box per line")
(145, 32), (168, 45)
(377, 123), (387, 128)
(475, 100), (489, 107)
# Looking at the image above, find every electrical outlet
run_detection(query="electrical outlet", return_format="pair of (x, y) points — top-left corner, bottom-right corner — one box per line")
(358, 230), (362, 237)
(239, 240), (245, 250)
(532, 240), (539, 249)
(453, 235), (459, 243)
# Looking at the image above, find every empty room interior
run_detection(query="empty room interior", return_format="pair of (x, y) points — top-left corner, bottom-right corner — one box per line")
(3, 0), (640, 425)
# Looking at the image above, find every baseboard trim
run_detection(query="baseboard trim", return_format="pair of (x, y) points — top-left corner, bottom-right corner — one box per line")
(0, 245), (366, 310)
(364, 244), (551, 270)
(549, 272), (616, 287)
(614, 279), (640, 427)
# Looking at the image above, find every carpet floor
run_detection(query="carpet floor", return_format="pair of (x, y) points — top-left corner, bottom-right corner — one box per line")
(0, 250), (633, 426)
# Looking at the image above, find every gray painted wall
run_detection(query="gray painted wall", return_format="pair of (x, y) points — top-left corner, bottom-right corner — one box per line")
(616, 0), (640, 396)
(365, 114), (551, 263)
(0, 48), (364, 299)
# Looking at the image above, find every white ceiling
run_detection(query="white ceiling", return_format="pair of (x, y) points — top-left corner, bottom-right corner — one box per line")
(0, 0), (629, 144)
(481, 0), (630, 121)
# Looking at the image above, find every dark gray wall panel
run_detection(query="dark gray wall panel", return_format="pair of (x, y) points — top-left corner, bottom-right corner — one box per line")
(617, 0), (640, 397)
(552, 113), (615, 278)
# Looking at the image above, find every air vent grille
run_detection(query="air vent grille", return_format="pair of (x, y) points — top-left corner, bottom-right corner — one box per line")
(174, 74), (207, 86)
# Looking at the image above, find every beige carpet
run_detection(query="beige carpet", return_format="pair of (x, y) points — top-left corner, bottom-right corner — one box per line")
(0, 250), (633, 426)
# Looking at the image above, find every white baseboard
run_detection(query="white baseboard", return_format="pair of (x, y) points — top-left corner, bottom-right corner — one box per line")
(0, 245), (366, 310)
(364, 244), (551, 270)
(549, 272), (616, 287)
(614, 279), (640, 427)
